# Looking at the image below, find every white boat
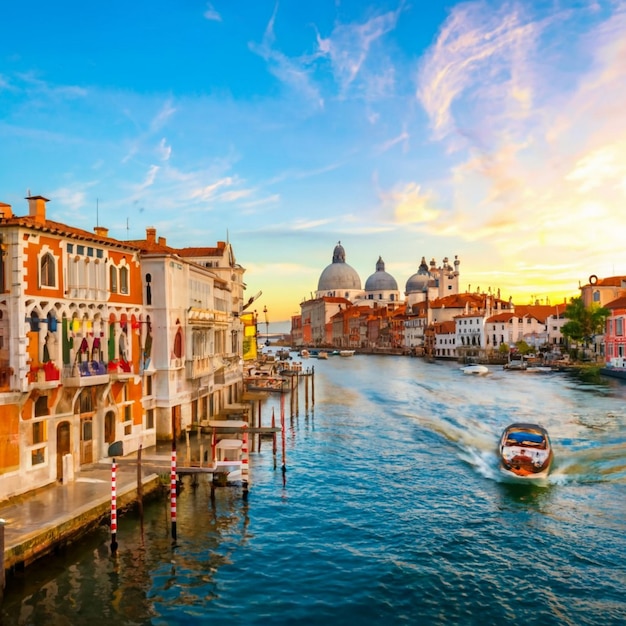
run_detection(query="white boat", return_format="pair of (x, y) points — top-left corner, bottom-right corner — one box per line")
(299, 349), (310, 358)
(525, 366), (553, 374)
(317, 351), (329, 359)
(461, 364), (489, 375)
(498, 423), (553, 483)
(339, 350), (355, 357)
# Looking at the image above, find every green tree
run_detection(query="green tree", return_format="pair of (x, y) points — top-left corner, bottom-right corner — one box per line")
(561, 297), (610, 352)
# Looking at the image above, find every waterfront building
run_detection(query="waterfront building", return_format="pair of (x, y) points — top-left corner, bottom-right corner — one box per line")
(580, 274), (626, 307)
(603, 295), (626, 367)
(433, 320), (456, 358)
(300, 296), (350, 347)
(0, 195), (246, 500)
(0, 196), (149, 498)
(125, 229), (245, 439)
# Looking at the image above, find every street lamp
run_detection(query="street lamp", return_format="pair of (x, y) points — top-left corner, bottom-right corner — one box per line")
(263, 305), (270, 346)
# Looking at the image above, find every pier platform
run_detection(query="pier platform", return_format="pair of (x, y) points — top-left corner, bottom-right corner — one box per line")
(0, 454), (165, 576)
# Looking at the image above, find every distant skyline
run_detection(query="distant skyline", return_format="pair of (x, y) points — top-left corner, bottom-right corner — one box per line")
(2, 1), (625, 321)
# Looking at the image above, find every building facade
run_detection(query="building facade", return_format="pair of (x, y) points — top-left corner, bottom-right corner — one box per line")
(0, 196), (246, 500)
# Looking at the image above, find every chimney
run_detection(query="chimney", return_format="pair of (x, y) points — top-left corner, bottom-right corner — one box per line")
(158, 236), (167, 246)
(26, 195), (50, 224)
(94, 226), (109, 238)
(146, 227), (157, 245)
(0, 202), (13, 219)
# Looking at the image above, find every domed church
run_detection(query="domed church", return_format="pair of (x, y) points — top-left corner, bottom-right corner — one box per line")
(314, 242), (460, 308)
(357, 256), (400, 306)
(316, 242), (362, 301)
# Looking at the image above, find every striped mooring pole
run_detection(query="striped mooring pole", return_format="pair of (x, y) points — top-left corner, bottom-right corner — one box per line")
(110, 459), (118, 554)
(170, 448), (177, 541)
(241, 424), (249, 492)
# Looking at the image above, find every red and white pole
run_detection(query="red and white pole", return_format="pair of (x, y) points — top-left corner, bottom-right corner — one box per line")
(280, 393), (286, 484)
(241, 424), (249, 490)
(170, 448), (177, 541)
(110, 459), (118, 554)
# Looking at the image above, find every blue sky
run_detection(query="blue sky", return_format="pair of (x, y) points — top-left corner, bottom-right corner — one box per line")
(2, 1), (625, 321)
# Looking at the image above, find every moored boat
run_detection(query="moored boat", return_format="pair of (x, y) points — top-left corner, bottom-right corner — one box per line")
(498, 423), (553, 483)
(339, 350), (355, 357)
(461, 364), (489, 375)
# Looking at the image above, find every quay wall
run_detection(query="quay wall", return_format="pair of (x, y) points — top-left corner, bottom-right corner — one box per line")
(3, 474), (163, 573)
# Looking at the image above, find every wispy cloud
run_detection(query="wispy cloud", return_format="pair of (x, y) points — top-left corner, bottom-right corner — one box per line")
(316, 6), (403, 98)
(203, 3), (222, 22)
(158, 138), (172, 161)
(249, 4), (324, 107)
(417, 2), (542, 140)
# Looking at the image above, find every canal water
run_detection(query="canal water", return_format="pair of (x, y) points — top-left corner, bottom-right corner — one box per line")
(2, 355), (625, 625)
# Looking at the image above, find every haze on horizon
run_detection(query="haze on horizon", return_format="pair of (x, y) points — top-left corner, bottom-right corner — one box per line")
(1, 1), (625, 322)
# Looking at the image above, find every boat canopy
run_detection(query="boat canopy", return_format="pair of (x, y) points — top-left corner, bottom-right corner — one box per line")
(506, 431), (545, 446)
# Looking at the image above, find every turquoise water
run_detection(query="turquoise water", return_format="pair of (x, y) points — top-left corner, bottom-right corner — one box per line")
(3, 356), (626, 625)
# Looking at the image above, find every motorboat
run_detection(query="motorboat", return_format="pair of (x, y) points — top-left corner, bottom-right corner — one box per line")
(498, 423), (553, 483)
(317, 351), (329, 359)
(339, 350), (355, 357)
(461, 364), (489, 375)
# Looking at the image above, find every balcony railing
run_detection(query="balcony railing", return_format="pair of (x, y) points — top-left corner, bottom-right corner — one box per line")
(27, 361), (61, 384)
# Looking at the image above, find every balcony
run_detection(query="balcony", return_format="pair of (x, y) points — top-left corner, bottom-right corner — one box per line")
(108, 359), (134, 381)
(185, 355), (213, 379)
(27, 361), (62, 388)
(63, 361), (109, 387)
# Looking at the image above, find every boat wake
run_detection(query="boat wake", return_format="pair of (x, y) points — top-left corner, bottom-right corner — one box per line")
(408, 411), (626, 486)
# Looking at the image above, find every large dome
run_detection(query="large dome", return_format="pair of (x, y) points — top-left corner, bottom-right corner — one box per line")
(405, 256), (431, 293)
(365, 257), (398, 291)
(317, 242), (362, 291)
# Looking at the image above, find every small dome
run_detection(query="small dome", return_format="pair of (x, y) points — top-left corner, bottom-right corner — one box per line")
(365, 257), (398, 291)
(317, 241), (362, 291)
(405, 256), (431, 293)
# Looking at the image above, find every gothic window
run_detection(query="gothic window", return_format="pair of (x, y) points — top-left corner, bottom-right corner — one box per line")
(145, 273), (152, 305)
(109, 265), (118, 293)
(40, 252), (56, 287)
(120, 266), (129, 294)
(173, 327), (183, 358)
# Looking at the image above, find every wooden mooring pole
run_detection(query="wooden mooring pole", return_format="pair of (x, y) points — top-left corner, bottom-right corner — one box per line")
(0, 518), (6, 602)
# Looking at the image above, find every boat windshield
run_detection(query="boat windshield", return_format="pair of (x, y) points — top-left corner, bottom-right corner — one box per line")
(505, 431), (546, 448)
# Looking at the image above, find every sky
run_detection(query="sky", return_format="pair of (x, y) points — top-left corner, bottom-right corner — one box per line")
(2, 1), (626, 322)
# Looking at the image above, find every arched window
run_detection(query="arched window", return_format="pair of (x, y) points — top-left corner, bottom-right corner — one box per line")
(145, 273), (152, 305)
(120, 266), (129, 294)
(173, 327), (183, 358)
(40, 252), (56, 287)
(109, 265), (118, 293)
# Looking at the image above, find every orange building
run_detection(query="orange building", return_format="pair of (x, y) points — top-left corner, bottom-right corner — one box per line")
(0, 196), (151, 498)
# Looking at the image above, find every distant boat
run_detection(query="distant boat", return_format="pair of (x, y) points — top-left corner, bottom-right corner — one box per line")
(300, 349), (310, 358)
(461, 364), (489, 375)
(498, 423), (553, 483)
(525, 365), (553, 374)
(317, 351), (329, 359)
(339, 350), (355, 357)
